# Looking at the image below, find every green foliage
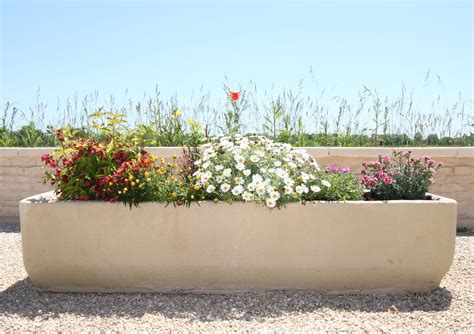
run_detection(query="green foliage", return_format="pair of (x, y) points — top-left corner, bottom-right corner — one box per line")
(306, 170), (364, 201)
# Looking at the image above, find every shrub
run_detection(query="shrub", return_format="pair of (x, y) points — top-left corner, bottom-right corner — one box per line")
(42, 111), (188, 207)
(360, 151), (442, 200)
(188, 135), (363, 208)
(306, 166), (364, 201)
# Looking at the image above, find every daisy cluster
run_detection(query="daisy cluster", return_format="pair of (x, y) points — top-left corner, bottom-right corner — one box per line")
(192, 135), (331, 208)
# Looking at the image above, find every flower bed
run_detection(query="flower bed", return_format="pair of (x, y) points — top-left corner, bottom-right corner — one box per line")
(19, 111), (457, 293)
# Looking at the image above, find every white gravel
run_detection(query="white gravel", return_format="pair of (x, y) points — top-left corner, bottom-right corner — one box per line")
(1, 222), (473, 332)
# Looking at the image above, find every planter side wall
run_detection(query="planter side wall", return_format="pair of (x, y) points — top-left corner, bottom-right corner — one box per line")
(2, 147), (473, 228)
(20, 193), (457, 293)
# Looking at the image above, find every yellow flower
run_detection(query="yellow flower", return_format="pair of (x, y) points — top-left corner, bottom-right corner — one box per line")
(118, 191), (122, 194)
(136, 179), (140, 183)
(108, 182), (113, 186)
(171, 192), (177, 198)
(131, 181), (136, 186)
(172, 154), (177, 160)
(175, 109), (182, 116)
(129, 175), (134, 180)
(146, 178), (151, 182)
(170, 175), (175, 181)
(195, 185), (200, 190)
(144, 171), (150, 177)
(123, 187), (128, 192)
(138, 184), (143, 189)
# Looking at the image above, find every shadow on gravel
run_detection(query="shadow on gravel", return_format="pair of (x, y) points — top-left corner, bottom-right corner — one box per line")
(0, 223), (20, 233)
(0, 278), (452, 321)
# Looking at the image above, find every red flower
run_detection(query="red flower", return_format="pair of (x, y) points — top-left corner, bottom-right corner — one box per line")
(229, 91), (240, 101)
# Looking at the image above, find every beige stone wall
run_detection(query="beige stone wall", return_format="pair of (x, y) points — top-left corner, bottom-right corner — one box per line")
(1, 147), (473, 228)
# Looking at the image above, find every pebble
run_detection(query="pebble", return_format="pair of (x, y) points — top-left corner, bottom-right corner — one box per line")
(0, 223), (472, 332)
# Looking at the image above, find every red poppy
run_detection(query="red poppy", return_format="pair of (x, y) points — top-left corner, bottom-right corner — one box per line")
(229, 91), (240, 101)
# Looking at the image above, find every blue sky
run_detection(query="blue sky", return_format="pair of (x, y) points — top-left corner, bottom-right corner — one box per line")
(1, 0), (472, 124)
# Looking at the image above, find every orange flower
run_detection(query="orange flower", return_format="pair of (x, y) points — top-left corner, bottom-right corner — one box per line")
(229, 91), (240, 101)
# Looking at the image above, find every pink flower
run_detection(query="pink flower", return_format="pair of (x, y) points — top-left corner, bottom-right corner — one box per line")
(383, 177), (393, 185)
(378, 171), (387, 179)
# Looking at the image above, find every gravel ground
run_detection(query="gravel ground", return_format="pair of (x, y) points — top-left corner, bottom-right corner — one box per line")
(1, 223), (473, 332)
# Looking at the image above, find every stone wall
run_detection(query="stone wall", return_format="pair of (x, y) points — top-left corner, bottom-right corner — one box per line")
(1, 147), (473, 228)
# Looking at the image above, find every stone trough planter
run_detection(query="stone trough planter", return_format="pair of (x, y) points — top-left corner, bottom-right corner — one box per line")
(20, 191), (457, 294)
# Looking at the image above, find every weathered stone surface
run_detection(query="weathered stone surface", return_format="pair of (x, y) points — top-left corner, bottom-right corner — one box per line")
(20, 191), (457, 293)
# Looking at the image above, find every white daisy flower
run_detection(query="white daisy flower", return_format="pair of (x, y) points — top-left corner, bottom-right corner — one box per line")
(236, 163), (245, 171)
(232, 185), (244, 196)
(301, 172), (310, 182)
(266, 198), (276, 208)
(247, 183), (256, 191)
(234, 176), (244, 184)
(250, 155), (260, 163)
(274, 160), (282, 167)
(223, 168), (232, 177)
(266, 185), (276, 193)
(206, 185), (216, 193)
(242, 191), (254, 201)
(311, 185), (321, 193)
(295, 184), (309, 194)
(284, 178), (294, 186)
(276, 168), (289, 179)
(234, 155), (245, 164)
(215, 165), (224, 171)
(284, 185), (293, 195)
(200, 171), (212, 183)
(256, 185), (266, 195)
(321, 180), (331, 188)
(220, 183), (230, 193)
(243, 169), (251, 176)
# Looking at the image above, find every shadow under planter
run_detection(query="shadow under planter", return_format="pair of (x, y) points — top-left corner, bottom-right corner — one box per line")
(19, 192), (457, 294)
(0, 278), (454, 321)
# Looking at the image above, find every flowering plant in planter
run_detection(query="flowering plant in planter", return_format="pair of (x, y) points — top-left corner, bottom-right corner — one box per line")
(41, 110), (188, 207)
(360, 150), (442, 200)
(189, 135), (363, 208)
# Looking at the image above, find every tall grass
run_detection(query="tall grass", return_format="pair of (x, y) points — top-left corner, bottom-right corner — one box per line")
(1, 72), (473, 147)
